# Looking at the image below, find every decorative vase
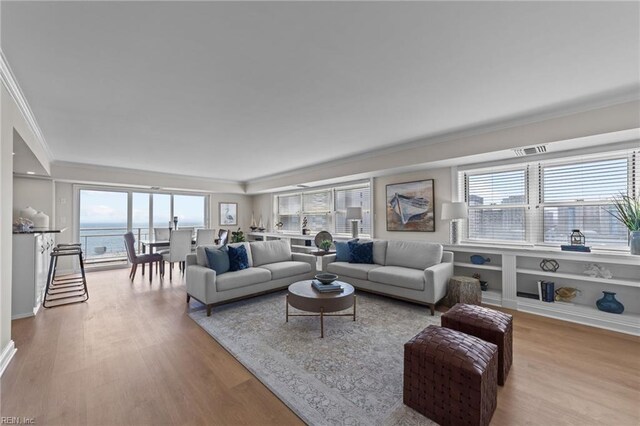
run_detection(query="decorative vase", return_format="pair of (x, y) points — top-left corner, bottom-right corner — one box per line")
(596, 291), (624, 314)
(630, 231), (640, 256)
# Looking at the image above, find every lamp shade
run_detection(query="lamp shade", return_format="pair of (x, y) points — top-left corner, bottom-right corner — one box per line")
(346, 207), (363, 220)
(441, 202), (468, 220)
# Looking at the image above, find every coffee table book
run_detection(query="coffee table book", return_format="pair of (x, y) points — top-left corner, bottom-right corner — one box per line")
(311, 281), (343, 293)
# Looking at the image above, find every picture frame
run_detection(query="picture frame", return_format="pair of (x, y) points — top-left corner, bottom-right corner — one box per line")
(219, 202), (238, 226)
(386, 179), (435, 232)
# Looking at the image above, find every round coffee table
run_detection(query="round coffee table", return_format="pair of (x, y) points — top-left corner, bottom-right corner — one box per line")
(286, 280), (356, 338)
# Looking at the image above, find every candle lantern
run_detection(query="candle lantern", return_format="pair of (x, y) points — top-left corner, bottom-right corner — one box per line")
(173, 216), (179, 230)
(570, 229), (585, 246)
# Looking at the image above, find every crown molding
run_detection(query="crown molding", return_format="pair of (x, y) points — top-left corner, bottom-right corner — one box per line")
(0, 49), (53, 161)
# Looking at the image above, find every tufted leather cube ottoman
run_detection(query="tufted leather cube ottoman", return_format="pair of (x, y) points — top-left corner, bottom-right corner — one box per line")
(404, 325), (498, 426)
(442, 303), (513, 385)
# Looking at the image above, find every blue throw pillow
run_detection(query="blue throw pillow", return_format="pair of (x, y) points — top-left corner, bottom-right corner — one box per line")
(205, 246), (229, 275)
(348, 240), (374, 264)
(335, 239), (358, 262)
(228, 244), (249, 271)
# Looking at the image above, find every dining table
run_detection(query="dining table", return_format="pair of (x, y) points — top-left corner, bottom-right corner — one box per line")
(140, 238), (197, 254)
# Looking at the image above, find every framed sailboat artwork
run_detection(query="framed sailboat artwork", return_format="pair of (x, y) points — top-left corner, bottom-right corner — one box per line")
(386, 179), (435, 232)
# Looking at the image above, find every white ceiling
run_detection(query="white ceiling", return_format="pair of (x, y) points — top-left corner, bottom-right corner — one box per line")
(2, 1), (639, 182)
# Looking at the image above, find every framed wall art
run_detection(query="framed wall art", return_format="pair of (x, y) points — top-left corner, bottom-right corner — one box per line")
(219, 202), (238, 226)
(386, 179), (435, 232)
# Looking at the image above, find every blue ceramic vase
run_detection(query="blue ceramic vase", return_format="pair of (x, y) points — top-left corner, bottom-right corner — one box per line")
(596, 291), (624, 314)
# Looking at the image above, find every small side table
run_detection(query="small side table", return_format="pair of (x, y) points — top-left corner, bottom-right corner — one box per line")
(443, 276), (481, 307)
(311, 250), (335, 271)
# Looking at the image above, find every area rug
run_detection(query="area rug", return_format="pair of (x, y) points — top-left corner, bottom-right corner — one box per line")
(188, 290), (439, 426)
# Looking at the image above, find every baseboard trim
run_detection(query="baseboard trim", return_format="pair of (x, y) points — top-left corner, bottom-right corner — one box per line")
(0, 340), (17, 377)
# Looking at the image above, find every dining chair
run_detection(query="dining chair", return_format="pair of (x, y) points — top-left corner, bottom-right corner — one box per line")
(179, 226), (195, 237)
(195, 228), (216, 247)
(161, 230), (193, 281)
(124, 232), (163, 282)
(217, 229), (229, 245)
(154, 228), (170, 241)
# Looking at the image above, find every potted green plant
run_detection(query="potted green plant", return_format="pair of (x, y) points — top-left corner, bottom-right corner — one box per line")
(230, 228), (246, 243)
(319, 239), (332, 252)
(608, 193), (640, 255)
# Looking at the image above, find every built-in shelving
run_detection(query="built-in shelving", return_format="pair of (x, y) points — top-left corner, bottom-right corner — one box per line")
(454, 262), (502, 271)
(445, 243), (640, 336)
(516, 297), (640, 336)
(481, 289), (502, 307)
(516, 268), (639, 288)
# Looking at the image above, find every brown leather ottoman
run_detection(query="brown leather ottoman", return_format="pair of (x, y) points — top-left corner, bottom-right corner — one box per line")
(404, 325), (498, 426)
(442, 303), (513, 385)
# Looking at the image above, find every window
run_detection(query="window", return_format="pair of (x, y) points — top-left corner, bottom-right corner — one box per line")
(277, 194), (302, 232)
(274, 182), (371, 236)
(460, 149), (638, 249)
(335, 185), (371, 236)
(77, 187), (208, 263)
(541, 157), (630, 247)
(465, 168), (527, 242)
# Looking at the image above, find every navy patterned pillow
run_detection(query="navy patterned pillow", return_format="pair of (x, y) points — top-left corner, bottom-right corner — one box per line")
(348, 241), (374, 264)
(228, 244), (249, 271)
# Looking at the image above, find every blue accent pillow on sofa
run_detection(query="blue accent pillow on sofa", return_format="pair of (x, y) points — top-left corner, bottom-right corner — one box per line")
(205, 246), (229, 275)
(228, 244), (249, 271)
(335, 238), (358, 262)
(348, 240), (374, 264)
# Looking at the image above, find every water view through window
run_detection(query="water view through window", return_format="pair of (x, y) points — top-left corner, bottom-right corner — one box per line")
(79, 189), (207, 263)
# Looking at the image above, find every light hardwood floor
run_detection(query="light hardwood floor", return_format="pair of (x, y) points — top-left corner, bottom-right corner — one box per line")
(1, 267), (639, 425)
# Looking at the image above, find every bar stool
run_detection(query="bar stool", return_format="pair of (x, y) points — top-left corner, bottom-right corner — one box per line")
(43, 243), (89, 308)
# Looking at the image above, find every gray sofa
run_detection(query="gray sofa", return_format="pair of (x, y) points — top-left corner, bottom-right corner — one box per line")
(185, 239), (316, 315)
(322, 240), (453, 315)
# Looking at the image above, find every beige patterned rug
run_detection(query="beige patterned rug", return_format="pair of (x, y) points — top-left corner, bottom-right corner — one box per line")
(188, 290), (439, 426)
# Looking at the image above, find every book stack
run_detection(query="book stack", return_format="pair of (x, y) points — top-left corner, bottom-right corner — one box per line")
(311, 280), (343, 293)
(537, 280), (555, 302)
(560, 245), (591, 252)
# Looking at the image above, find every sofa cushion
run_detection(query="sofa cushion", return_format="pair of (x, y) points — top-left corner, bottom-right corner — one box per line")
(348, 240), (374, 264)
(258, 261), (311, 280)
(335, 239), (357, 262)
(250, 239), (292, 267)
(327, 261), (381, 280)
(197, 244), (220, 267)
(228, 245), (249, 271)
(368, 266), (425, 291)
(358, 239), (388, 266)
(385, 241), (443, 270)
(228, 242), (253, 267)
(205, 246), (229, 275)
(216, 268), (272, 292)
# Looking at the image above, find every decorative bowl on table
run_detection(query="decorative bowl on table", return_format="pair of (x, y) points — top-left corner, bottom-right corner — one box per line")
(315, 273), (338, 285)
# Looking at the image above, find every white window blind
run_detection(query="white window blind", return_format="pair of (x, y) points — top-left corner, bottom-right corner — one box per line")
(541, 156), (631, 247)
(302, 190), (332, 231)
(465, 168), (528, 242)
(277, 194), (301, 232)
(273, 182), (371, 236)
(335, 185), (371, 236)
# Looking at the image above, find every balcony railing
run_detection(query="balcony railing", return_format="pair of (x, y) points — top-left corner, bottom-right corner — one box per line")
(79, 227), (149, 264)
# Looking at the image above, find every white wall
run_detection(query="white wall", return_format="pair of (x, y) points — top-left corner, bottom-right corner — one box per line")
(13, 176), (54, 221)
(1, 83), (47, 360)
(251, 193), (273, 231)
(209, 193), (254, 235)
(373, 167), (452, 243)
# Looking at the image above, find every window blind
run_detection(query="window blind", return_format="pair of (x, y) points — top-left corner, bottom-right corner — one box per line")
(277, 194), (301, 232)
(465, 168), (527, 242)
(335, 185), (371, 236)
(302, 190), (332, 231)
(541, 156), (631, 247)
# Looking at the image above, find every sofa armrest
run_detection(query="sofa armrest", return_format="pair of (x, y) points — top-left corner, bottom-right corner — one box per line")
(424, 261), (454, 304)
(321, 254), (337, 272)
(186, 253), (197, 267)
(292, 252), (317, 272)
(441, 251), (454, 263)
(186, 265), (217, 304)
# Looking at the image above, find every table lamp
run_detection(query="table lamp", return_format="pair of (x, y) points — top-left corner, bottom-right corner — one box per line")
(441, 202), (467, 244)
(346, 207), (363, 239)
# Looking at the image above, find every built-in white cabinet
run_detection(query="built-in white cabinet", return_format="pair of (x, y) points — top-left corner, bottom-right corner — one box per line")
(12, 232), (56, 319)
(447, 244), (640, 336)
